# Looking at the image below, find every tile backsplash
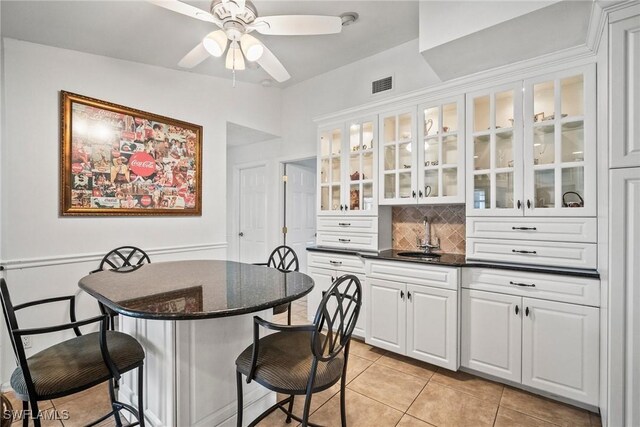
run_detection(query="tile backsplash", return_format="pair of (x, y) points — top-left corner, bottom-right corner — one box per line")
(392, 205), (466, 254)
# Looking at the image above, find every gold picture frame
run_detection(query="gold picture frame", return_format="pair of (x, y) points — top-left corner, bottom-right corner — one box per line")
(60, 91), (202, 216)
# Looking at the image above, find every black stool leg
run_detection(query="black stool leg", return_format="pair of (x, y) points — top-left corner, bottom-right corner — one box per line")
(285, 395), (295, 423)
(108, 379), (123, 427)
(22, 401), (28, 427)
(28, 399), (41, 427)
(287, 304), (292, 325)
(138, 364), (146, 427)
(236, 371), (243, 427)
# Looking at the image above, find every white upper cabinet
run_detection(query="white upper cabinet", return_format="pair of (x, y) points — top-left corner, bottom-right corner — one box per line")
(379, 107), (418, 205)
(523, 66), (596, 216)
(466, 65), (596, 217)
(318, 116), (378, 215)
(417, 96), (466, 204)
(466, 82), (524, 216)
(379, 96), (465, 206)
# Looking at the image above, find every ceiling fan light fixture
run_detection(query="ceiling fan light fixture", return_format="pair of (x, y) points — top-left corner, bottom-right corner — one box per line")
(202, 30), (228, 57)
(240, 34), (264, 62)
(225, 42), (246, 70)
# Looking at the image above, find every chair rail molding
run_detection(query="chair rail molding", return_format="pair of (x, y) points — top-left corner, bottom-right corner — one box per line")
(0, 242), (227, 270)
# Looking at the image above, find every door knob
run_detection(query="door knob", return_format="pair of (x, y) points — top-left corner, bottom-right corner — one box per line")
(238, 232), (244, 237)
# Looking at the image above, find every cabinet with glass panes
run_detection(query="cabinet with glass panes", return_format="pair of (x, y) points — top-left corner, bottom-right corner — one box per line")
(466, 65), (595, 217)
(318, 117), (378, 215)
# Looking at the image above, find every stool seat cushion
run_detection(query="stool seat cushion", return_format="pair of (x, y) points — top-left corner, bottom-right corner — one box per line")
(10, 331), (144, 400)
(236, 330), (344, 394)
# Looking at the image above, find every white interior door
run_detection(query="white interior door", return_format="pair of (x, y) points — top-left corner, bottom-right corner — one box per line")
(238, 165), (267, 264)
(285, 162), (316, 273)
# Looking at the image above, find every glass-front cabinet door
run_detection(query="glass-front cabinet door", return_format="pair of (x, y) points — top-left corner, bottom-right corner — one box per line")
(318, 116), (378, 215)
(523, 65), (596, 217)
(379, 108), (418, 205)
(318, 126), (344, 213)
(347, 117), (377, 213)
(417, 95), (465, 204)
(466, 83), (524, 216)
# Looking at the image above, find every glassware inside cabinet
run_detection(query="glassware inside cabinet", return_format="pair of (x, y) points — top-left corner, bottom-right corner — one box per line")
(384, 145), (396, 171)
(362, 152), (373, 179)
(349, 124), (360, 152)
(384, 174), (395, 199)
(442, 168), (457, 197)
(533, 125), (555, 165)
(399, 172), (412, 198)
(495, 172), (514, 208)
(331, 185), (341, 210)
(399, 113), (413, 141)
(424, 107), (439, 136)
(331, 157), (341, 183)
(495, 131), (514, 169)
(533, 80), (554, 122)
(399, 142), (412, 169)
(562, 166), (584, 207)
(473, 174), (491, 209)
(474, 135), (490, 170)
(442, 103), (458, 133)
(534, 169), (555, 208)
(320, 158), (329, 184)
(561, 121), (584, 162)
(442, 136), (458, 165)
(362, 182), (374, 211)
(424, 138), (439, 166)
(362, 122), (374, 150)
(424, 170), (438, 197)
(495, 90), (514, 129)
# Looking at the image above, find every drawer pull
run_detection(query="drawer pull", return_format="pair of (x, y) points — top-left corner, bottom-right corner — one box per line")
(512, 249), (537, 254)
(510, 281), (536, 288)
(338, 238), (351, 243)
(338, 222), (351, 227)
(512, 227), (537, 231)
(329, 260), (343, 266)
(515, 305), (520, 315)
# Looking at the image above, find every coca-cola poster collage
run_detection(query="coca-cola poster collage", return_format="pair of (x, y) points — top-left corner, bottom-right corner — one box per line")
(63, 92), (202, 215)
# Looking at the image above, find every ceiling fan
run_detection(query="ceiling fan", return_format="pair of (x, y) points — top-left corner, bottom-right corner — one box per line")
(149, 0), (346, 84)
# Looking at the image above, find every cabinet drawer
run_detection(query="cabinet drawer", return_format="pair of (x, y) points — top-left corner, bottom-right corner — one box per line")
(466, 238), (597, 270)
(307, 252), (365, 274)
(317, 216), (378, 233)
(367, 260), (458, 290)
(462, 268), (600, 306)
(316, 232), (377, 252)
(466, 217), (597, 243)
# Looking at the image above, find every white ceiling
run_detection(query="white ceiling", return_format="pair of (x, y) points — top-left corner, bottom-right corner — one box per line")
(0, 0), (419, 87)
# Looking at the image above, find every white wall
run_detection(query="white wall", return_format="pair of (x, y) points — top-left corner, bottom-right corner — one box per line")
(0, 38), (282, 382)
(226, 39), (441, 258)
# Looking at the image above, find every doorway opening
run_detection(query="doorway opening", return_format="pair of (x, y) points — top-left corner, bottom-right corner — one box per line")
(282, 157), (316, 274)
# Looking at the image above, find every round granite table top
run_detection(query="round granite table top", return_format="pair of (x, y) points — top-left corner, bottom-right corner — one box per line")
(79, 260), (314, 320)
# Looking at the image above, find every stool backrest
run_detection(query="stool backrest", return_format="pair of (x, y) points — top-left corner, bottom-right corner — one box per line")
(311, 274), (362, 362)
(97, 246), (151, 271)
(266, 245), (299, 272)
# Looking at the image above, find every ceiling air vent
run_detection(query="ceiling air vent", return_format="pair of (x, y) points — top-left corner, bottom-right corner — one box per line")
(372, 76), (393, 95)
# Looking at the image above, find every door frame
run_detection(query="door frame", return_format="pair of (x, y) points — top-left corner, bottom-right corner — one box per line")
(277, 153), (316, 246)
(233, 160), (268, 262)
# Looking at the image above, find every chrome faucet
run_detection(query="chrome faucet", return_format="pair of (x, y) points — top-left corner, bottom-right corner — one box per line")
(417, 216), (440, 253)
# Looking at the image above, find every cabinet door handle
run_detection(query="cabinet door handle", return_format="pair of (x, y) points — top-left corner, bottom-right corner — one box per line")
(525, 307), (530, 317)
(331, 276), (335, 282)
(407, 291), (412, 301)
(339, 205), (344, 211)
(412, 191), (416, 198)
(338, 222), (351, 227)
(338, 238), (351, 243)
(418, 190), (423, 198)
(512, 249), (537, 254)
(510, 281), (536, 288)
(512, 227), (537, 231)
(329, 260), (343, 266)
(527, 199), (532, 209)
(517, 200), (522, 209)
(400, 290), (405, 300)
(344, 205), (348, 211)
(515, 305), (520, 315)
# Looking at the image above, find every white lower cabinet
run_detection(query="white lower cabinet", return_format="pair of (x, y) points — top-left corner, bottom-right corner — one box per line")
(365, 262), (459, 371)
(307, 253), (366, 338)
(461, 288), (599, 406)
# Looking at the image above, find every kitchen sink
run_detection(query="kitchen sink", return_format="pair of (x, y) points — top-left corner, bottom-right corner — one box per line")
(396, 251), (442, 259)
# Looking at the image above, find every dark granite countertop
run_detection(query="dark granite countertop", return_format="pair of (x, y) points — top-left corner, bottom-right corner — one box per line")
(307, 246), (600, 279)
(79, 260), (314, 320)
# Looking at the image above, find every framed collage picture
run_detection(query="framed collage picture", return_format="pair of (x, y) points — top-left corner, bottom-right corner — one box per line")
(60, 91), (202, 216)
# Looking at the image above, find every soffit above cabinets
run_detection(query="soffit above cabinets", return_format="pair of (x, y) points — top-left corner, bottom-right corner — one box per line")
(419, 1), (593, 81)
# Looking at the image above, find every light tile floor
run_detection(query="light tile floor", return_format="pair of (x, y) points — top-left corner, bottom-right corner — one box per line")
(3, 298), (602, 427)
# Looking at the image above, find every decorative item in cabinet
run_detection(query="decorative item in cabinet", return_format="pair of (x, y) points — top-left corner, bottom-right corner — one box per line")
(318, 116), (378, 215)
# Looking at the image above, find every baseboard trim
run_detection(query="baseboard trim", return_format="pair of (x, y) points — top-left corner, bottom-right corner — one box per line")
(0, 242), (227, 270)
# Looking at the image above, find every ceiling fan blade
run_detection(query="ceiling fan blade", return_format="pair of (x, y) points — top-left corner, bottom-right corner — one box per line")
(178, 42), (210, 68)
(252, 15), (342, 36)
(257, 45), (290, 83)
(147, 0), (220, 25)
